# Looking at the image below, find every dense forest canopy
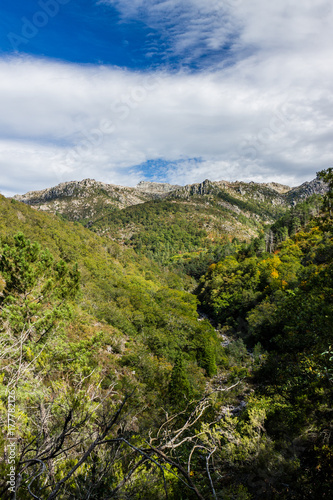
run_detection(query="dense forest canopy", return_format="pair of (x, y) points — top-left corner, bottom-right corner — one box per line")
(0, 170), (332, 499)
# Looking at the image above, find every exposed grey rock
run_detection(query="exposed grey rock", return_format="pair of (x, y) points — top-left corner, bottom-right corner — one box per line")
(136, 181), (180, 194)
(285, 177), (328, 203)
(13, 179), (101, 204)
(174, 179), (215, 197)
(218, 400), (247, 418)
(263, 182), (291, 194)
(11, 175), (328, 227)
(13, 178), (151, 212)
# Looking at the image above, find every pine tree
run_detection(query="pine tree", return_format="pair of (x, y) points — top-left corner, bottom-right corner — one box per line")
(318, 167), (333, 219)
(168, 352), (191, 403)
(0, 233), (80, 380)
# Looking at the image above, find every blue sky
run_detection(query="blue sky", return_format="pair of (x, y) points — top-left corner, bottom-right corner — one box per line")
(1, 0), (239, 70)
(0, 0), (333, 195)
(2, 1), (158, 68)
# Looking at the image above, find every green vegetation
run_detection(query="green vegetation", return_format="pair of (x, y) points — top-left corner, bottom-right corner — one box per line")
(0, 171), (332, 499)
(88, 195), (269, 274)
(215, 188), (286, 219)
(196, 180), (333, 497)
(91, 200), (209, 264)
(270, 195), (322, 240)
(0, 195), (221, 499)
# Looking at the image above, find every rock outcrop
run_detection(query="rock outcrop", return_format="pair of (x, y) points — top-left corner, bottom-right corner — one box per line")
(285, 177), (328, 203)
(135, 181), (180, 194)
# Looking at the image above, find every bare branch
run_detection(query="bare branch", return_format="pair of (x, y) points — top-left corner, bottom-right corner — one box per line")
(188, 445), (208, 477)
(25, 459), (47, 500)
(206, 447), (217, 500)
(45, 394), (131, 500)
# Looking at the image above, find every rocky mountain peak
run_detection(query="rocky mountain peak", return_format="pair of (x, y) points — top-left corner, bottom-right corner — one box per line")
(285, 176), (328, 203)
(13, 179), (103, 204)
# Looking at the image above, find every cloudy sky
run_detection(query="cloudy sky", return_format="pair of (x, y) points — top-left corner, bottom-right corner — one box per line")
(0, 0), (332, 196)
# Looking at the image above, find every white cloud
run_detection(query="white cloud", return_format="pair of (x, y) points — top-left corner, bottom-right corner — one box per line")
(100, 0), (242, 65)
(1, 52), (333, 195)
(101, 0), (333, 65)
(0, 138), (147, 197)
(1, 0), (333, 194)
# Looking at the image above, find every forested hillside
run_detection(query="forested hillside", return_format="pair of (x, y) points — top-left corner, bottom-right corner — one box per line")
(13, 176), (327, 268)
(0, 171), (332, 499)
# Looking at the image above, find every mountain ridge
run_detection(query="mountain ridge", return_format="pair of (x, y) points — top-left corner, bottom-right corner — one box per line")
(13, 176), (327, 207)
(11, 176), (328, 249)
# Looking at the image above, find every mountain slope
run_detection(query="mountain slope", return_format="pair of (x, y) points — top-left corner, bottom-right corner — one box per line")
(0, 192), (223, 498)
(12, 177), (328, 266)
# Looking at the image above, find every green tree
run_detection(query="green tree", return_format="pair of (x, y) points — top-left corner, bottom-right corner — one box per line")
(168, 353), (191, 403)
(318, 167), (333, 219)
(0, 233), (80, 356)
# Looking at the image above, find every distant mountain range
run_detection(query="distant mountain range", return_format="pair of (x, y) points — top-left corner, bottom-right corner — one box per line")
(14, 174), (327, 222)
(13, 176), (327, 213)
(10, 179), (327, 262)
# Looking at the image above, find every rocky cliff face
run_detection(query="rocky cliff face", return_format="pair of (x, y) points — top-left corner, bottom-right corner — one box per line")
(176, 179), (216, 196)
(285, 177), (328, 203)
(171, 177), (328, 206)
(172, 179), (281, 205)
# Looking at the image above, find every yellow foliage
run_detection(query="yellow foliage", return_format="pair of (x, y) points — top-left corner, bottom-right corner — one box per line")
(0, 273), (5, 294)
(271, 269), (279, 279)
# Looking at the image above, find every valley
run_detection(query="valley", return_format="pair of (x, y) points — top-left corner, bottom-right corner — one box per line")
(0, 172), (332, 500)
